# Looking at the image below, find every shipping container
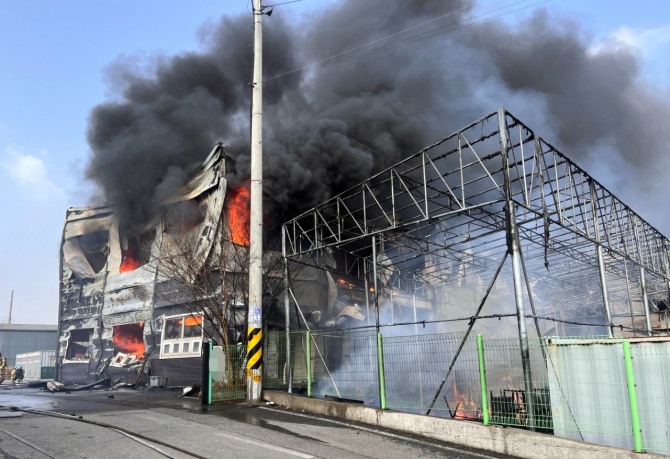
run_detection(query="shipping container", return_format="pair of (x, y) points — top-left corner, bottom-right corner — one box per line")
(15, 350), (57, 379)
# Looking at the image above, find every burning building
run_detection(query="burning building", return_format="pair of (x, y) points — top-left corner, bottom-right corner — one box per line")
(57, 144), (257, 386)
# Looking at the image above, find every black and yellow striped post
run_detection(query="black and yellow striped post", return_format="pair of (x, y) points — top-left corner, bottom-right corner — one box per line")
(246, 325), (263, 398)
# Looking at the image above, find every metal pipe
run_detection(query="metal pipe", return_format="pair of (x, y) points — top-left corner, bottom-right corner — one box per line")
(590, 179), (613, 338)
(364, 261), (371, 326)
(477, 334), (490, 426)
(622, 340), (643, 452)
(640, 267), (653, 336)
(499, 108), (535, 430)
(597, 246), (614, 338)
(623, 260), (635, 336)
(282, 228), (292, 392)
(306, 331), (312, 398)
(377, 332), (387, 410)
(412, 274), (425, 408)
(372, 235), (380, 330)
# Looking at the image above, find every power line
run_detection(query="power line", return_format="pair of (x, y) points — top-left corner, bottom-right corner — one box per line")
(266, 0), (551, 82)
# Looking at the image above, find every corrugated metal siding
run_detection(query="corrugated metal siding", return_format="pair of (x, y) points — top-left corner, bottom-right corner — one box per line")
(0, 330), (58, 367)
(547, 338), (670, 454)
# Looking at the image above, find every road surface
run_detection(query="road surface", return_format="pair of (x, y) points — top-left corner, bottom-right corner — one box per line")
(0, 384), (516, 459)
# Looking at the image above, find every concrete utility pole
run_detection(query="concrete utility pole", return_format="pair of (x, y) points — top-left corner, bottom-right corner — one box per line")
(246, 0), (265, 402)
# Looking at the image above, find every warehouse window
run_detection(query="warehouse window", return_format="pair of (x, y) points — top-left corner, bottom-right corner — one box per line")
(160, 314), (203, 359)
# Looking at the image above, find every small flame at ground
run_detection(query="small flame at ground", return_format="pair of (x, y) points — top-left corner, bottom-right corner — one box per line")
(226, 186), (250, 246)
(451, 376), (480, 420)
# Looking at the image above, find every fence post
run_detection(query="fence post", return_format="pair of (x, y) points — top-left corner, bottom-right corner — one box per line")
(201, 342), (212, 406)
(477, 334), (490, 426)
(622, 340), (643, 452)
(306, 331), (312, 398)
(377, 332), (387, 410)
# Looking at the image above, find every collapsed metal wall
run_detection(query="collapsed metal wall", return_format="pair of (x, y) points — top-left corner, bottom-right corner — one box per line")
(282, 109), (670, 342)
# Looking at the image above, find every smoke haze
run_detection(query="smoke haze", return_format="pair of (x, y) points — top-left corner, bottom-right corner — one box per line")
(86, 0), (670, 231)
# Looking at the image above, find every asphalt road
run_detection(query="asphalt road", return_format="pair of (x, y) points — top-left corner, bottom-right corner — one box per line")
(0, 384), (516, 459)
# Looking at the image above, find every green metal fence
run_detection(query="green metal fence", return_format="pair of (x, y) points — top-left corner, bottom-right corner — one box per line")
(209, 344), (246, 402)
(207, 330), (670, 455)
(383, 332), (480, 417)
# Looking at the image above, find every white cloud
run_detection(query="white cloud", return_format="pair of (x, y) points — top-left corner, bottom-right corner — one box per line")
(2, 147), (66, 200)
(590, 24), (670, 56)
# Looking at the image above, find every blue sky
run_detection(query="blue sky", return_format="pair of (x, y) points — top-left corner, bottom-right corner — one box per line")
(1, 0), (669, 324)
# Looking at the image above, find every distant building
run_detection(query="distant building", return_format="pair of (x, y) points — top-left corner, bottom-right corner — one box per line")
(0, 324), (58, 366)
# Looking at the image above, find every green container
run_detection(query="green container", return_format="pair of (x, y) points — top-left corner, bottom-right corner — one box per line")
(41, 367), (55, 379)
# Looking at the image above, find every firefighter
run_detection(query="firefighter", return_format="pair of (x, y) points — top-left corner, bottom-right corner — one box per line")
(0, 353), (6, 370)
(11, 366), (24, 384)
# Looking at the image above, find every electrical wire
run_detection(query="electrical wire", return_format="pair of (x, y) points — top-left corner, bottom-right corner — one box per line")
(266, 0), (551, 82)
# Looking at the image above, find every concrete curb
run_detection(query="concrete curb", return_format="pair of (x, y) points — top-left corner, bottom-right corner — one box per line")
(263, 391), (664, 459)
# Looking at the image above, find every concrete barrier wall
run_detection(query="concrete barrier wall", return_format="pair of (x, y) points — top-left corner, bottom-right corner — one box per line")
(263, 390), (665, 459)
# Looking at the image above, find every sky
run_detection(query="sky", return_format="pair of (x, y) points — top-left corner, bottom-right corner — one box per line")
(1, 0), (669, 325)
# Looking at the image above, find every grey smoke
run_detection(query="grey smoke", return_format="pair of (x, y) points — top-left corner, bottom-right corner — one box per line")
(86, 0), (670, 232)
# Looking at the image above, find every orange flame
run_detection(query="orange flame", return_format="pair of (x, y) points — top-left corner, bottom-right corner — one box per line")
(451, 377), (479, 420)
(112, 323), (146, 357)
(120, 249), (141, 272)
(181, 316), (203, 326)
(337, 278), (357, 289)
(226, 186), (250, 246)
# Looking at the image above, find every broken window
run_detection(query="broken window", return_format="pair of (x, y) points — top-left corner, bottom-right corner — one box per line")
(112, 323), (145, 357)
(65, 328), (93, 361)
(163, 199), (206, 234)
(78, 231), (109, 273)
(120, 229), (155, 272)
(160, 314), (203, 359)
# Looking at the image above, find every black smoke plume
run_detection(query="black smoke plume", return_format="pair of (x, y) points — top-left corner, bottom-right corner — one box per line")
(86, 0), (670, 231)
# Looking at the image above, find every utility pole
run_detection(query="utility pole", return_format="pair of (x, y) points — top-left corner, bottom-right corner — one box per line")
(8, 290), (13, 324)
(246, 0), (265, 402)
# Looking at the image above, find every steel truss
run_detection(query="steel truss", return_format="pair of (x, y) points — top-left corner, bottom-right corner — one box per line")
(282, 109), (670, 338)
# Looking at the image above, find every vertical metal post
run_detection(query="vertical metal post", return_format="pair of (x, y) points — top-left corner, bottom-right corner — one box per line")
(411, 280), (425, 408)
(622, 340), (643, 452)
(306, 331), (312, 398)
(624, 260), (635, 336)
(364, 262), (371, 326)
(282, 228), (292, 393)
(247, 0), (264, 402)
(597, 246), (614, 338)
(372, 235), (380, 330)
(477, 334), (490, 426)
(377, 332), (387, 410)
(498, 108), (535, 429)
(590, 179), (614, 338)
(201, 342), (212, 406)
(639, 267), (653, 336)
